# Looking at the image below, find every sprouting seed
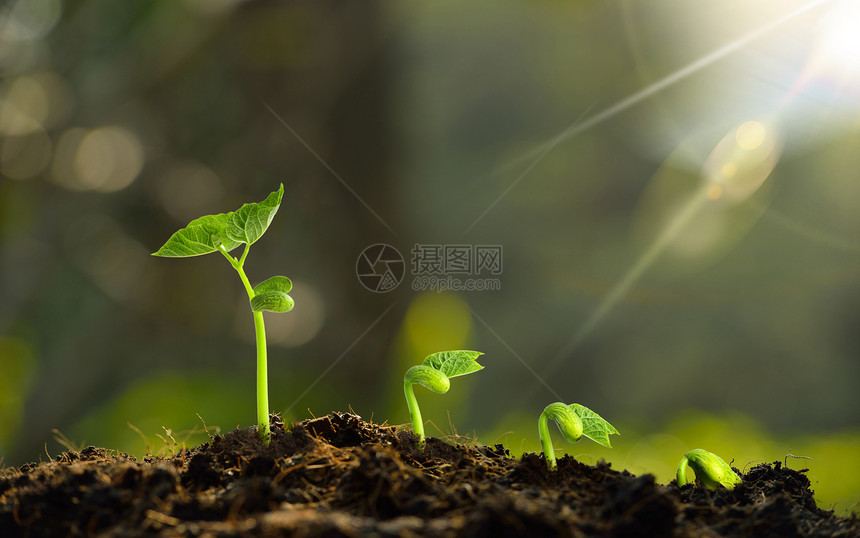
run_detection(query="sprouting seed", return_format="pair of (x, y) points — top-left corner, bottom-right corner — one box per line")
(538, 402), (619, 471)
(403, 350), (485, 449)
(676, 448), (743, 490)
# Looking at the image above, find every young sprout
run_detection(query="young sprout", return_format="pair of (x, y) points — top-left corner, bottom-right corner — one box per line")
(676, 448), (743, 490)
(403, 350), (484, 449)
(538, 402), (619, 471)
(153, 184), (293, 445)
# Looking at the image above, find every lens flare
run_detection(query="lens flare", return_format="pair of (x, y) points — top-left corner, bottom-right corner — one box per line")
(735, 120), (767, 151)
(703, 120), (782, 204)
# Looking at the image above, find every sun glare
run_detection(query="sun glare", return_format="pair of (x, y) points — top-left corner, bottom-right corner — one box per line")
(814, 0), (860, 74)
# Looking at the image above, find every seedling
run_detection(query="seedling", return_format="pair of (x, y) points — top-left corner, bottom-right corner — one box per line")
(153, 184), (293, 445)
(676, 448), (742, 490)
(403, 350), (485, 449)
(538, 402), (619, 471)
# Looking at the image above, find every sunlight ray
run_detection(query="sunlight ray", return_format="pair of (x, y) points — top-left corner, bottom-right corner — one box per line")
(491, 0), (833, 180)
(543, 188), (710, 375)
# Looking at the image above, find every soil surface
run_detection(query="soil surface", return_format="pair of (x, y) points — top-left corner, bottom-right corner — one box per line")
(1, 412), (856, 537)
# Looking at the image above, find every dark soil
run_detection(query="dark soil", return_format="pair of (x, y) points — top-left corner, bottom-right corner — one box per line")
(1, 412), (856, 537)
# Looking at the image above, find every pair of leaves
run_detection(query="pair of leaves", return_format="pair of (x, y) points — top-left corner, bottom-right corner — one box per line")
(561, 403), (619, 448)
(421, 350), (484, 378)
(153, 184), (284, 257)
(251, 275), (293, 313)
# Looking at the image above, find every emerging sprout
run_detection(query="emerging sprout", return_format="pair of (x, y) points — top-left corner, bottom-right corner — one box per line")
(403, 350), (485, 449)
(538, 402), (619, 471)
(676, 448), (743, 490)
(153, 184), (292, 445)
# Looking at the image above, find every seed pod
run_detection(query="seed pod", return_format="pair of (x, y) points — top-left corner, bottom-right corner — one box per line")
(677, 448), (743, 490)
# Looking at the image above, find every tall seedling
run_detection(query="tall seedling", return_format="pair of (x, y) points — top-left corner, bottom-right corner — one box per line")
(154, 184), (293, 444)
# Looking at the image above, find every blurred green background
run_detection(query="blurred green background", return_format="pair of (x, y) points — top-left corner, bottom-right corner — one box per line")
(1, 0), (858, 514)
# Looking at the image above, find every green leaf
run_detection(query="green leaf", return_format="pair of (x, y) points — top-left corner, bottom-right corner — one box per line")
(250, 291), (294, 313)
(421, 350), (484, 378)
(225, 184), (284, 246)
(569, 403), (619, 448)
(152, 213), (240, 257)
(152, 184), (284, 257)
(253, 275), (292, 296)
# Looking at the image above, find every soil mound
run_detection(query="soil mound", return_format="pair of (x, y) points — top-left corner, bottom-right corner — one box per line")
(1, 412), (856, 537)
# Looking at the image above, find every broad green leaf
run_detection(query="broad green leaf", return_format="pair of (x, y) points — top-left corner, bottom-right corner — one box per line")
(152, 214), (240, 257)
(422, 350), (484, 378)
(253, 275), (292, 296)
(153, 184), (284, 257)
(569, 403), (619, 448)
(225, 184), (284, 246)
(250, 291), (294, 313)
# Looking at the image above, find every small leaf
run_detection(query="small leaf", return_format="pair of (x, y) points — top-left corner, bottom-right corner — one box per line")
(422, 350), (484, 378)
(253, 275), (292, 296)
(251, 276), (294, 313)
(569, 403), (619, 448)
(225, 184), (284, 246)
(250, 291), (294, 313)
(153, 214), (240, 257)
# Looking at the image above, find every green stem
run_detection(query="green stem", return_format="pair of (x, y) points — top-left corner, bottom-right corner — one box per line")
(402, 365), (450, 450)
(676, 456), (690, 487)
(219, 245), (271, 445)
(538, 403), (583, 471)
(538, 409), (557, 471)
(404, 380), (424, 448)
(252, 309), (269, 444)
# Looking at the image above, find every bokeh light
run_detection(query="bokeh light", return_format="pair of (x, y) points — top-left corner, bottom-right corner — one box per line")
(0, 0), (61, 43)
(48, 126), (145, 192)
(73, 126), (144, 192)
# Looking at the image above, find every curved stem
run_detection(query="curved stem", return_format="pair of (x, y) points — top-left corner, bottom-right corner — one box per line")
(538, 403), (584, 471)
(538, 409), (557, 471)
(404, 381), (424, 448)
(676, 456), (690, 487)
